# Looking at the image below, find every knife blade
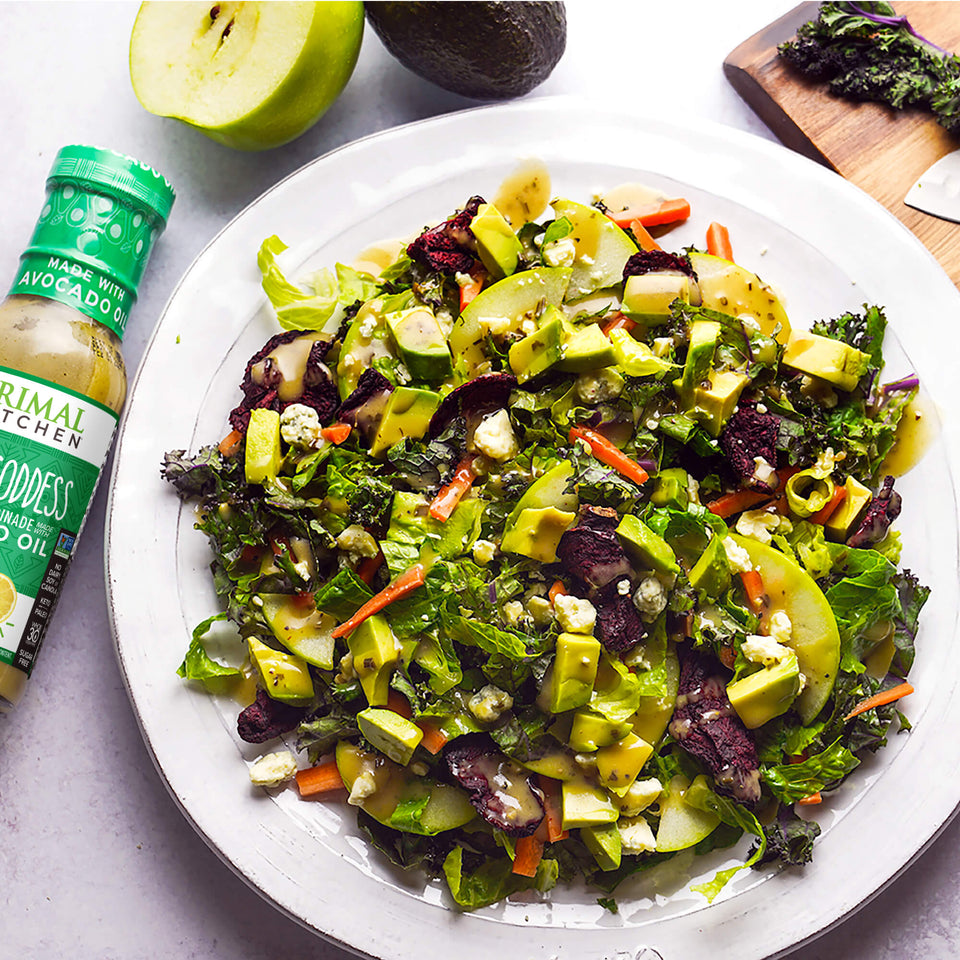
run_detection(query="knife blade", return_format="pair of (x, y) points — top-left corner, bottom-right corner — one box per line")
(904, 147), (960, 223)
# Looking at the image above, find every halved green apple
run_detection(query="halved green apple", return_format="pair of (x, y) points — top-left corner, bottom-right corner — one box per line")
(730, 534), (841, 724)
(129, 1), (364, 151)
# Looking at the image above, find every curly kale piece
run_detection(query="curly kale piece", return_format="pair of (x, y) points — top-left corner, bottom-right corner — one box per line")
(752, 809), (822, 868)
(161, 444), (235, 499)
(779, 2), (960, 135)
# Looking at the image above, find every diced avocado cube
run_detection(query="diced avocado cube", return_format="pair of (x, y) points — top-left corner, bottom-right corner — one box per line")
(357, 707), (424, 766)
(369, 387), (441, 458)
(508, 306), (563, 383)
(472, 202), (523, 279)
(347, 614), (400, 706)
(622, 272), (690, 324)
(689, 535), (731, 599)
(259, 593), (336, 670)
(561, 775), (619, 829)
(596, 732), (654, 792)
(824, 476), (873, 542)
(247, 636), (314, 705)
(650, 467), (689, 509)
(675, 319), (720, 397)
(616, 514), (679, 576)
(568, 708), (632, 752)
(726, 653), (801, 729)
(384, 306), (452, 381)
(244, 408), (282, 484)
(581, 821), (622, 871)
(549, 632), (602, 713)
(782, 330), (871, 391)
(518, 748), (581, 782)
(500, 506), (577, 563)
(556, 322), (617, 372)
(688, 369), (750, 437)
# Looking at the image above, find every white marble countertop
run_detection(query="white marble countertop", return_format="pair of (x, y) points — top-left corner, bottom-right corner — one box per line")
(2, 2), (959, 958)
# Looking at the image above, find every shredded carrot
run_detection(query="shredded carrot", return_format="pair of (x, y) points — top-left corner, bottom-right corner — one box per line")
(387, 690), (413, 719)
(599, 311), (639, 337)
(295, 757), (345, 797)
(569, 425), (649, 487)
(537, 775), (569, 842)
(548, 579), (567, 605)
(739, 569), (765, 615)
(321, 423), (352, 445)
(512, 833), (545, 877)
(628, 217), (661, 252)
(356, 550), (385, 586)
(331, 563), (426, 639)
(797, 792), (823, 806)
(218, 428), (243, 457)
(810, 485), (848, 525)
(612, 197), (691, 229)
(416, 717), (450, 755)
(705, 488), (770, 519)
(843, 682), (914, 721)
(429, 455), (478, 522)
(459, 270), (485, 311)
(706, 222), (734, 261)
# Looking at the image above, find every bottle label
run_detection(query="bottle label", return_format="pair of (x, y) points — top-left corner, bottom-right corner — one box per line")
(0, 366), (118, 674)
(10, 252), (134, 339)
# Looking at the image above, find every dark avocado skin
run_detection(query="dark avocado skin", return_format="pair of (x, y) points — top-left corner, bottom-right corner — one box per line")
(364, 1), (567, 100)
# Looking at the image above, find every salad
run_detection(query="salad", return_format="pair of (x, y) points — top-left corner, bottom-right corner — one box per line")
(163, 176), (928, 911)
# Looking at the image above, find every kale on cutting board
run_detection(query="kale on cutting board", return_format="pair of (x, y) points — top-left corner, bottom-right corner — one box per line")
(779, 1), (960, 135)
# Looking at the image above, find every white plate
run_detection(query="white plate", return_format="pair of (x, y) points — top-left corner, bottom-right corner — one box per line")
(106, 98), (960, 960)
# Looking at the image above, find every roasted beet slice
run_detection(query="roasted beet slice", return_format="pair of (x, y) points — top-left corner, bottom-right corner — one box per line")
(847, 475), (902, 548)
(229, 331), (337, 433)
(444, 735), (544, 837)
(622, 249), (695, 281)
(668, 650), (761, 806)
(719, 404), (780, 493)
(428, 372), (517, 439)
(237, 688), (306, 744)
(557, 506), (632, 590)
(336, 369), (394, 442)
(593, 577), (646, 653)
(407, 196), (484, 276)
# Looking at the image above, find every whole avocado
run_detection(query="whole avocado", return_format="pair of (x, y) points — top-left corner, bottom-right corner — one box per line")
(364, 1), (566, 100)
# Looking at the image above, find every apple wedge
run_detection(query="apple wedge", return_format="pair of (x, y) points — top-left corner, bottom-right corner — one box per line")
(129, 1), (364, 150)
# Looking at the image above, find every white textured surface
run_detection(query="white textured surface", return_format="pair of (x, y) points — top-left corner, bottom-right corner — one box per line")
(2, 2), (959, 958)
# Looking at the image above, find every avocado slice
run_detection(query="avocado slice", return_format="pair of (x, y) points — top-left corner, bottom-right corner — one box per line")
(247, 636), (314, 705)
(244, 408), (282, 484)
(556, 321), (617, 372)
(688, 251), (791, 343)
(824, 476), (873, 542)
(631, 643), (680, 746)
(357, 707), (424, 765)
(687, 369), (750, 437)
(507, 304), (563, 383)
(471, 202), (523, 279)
(568, 708), (632, 752)
(595, 732), (654, 793)
(622, 272), (691, 324)
(369, 386), (441, 457)
(347, 614), (400, 706)
(650, 467), (689, 510)
(551, 198), (638, 300)
(561, 775), (619, 829)
(782, 329), (871, 391)
(336, 299), (397, 400)
(500, 506), (576, 563)
(336, 740), (476, 834)
(688, 535), (731, 599)
(581, 821), (622, 871)
(549, 632), (602, 713)
(449, 266), (570, 381)
(384, 305), (452, 381)
(519, 747), (581, 782)
(675, 319), (720, 398)
(259, 594), (336, 670)
(615, 514), (680, 576)
(726, 653), (801, 729)
(504, 459), (577, 528)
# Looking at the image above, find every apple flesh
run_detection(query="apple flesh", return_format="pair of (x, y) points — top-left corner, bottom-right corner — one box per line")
(129, 1), (364, 150)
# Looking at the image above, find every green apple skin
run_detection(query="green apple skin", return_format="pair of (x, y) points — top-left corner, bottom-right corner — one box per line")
(130, 2), (364, 151)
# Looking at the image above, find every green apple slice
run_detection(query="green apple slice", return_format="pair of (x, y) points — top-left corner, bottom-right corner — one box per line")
(730, 534), (841, 724)
(129, 1), (364, 151)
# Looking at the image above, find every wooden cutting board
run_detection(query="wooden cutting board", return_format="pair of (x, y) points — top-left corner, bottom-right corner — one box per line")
(724, 2), (960, 288)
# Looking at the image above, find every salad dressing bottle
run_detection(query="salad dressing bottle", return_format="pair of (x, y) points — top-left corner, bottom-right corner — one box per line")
(0, 146), (174, 712)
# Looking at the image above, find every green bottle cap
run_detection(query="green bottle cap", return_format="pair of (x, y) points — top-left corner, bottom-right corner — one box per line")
(10, 145), (175, 339)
